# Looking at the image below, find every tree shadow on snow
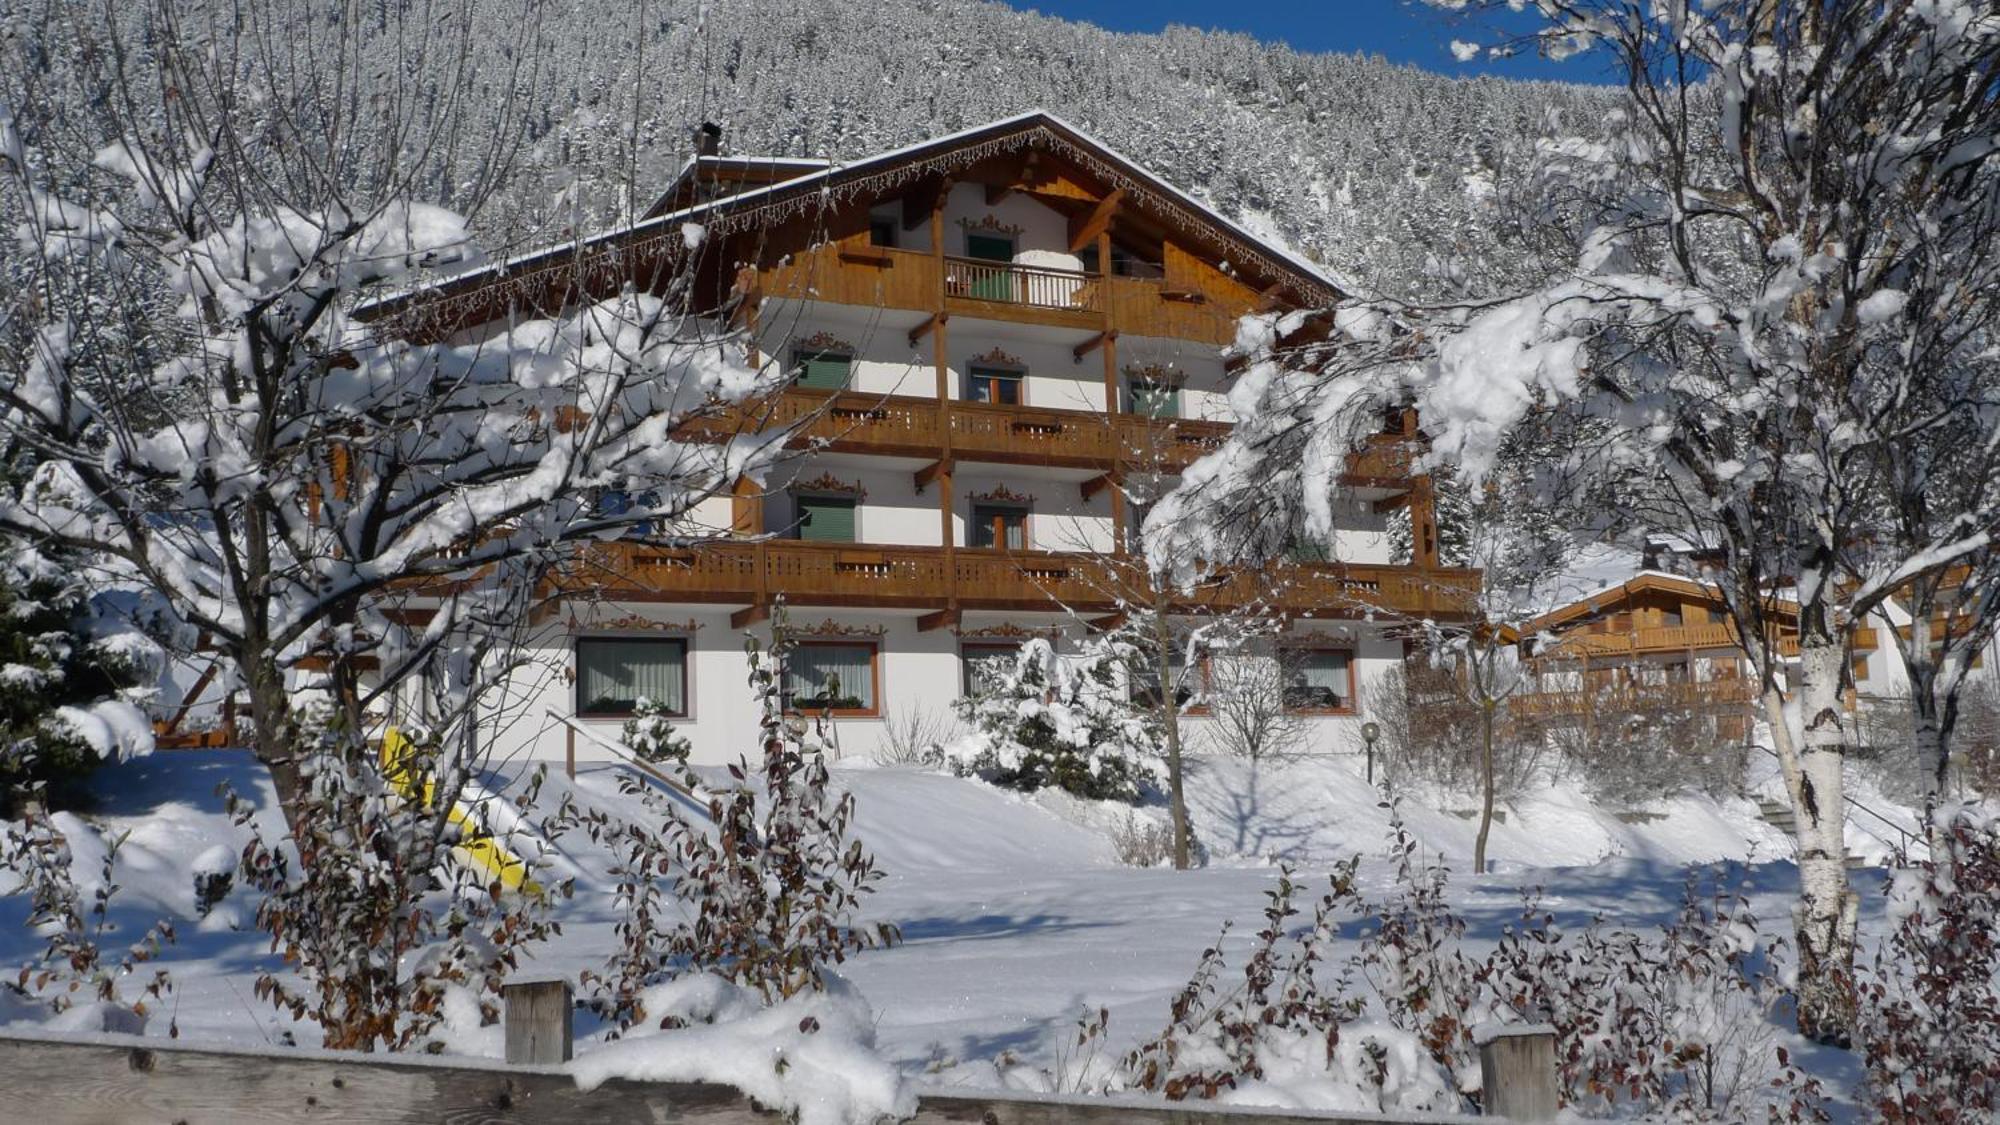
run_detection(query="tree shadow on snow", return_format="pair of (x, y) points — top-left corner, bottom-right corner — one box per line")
(895, 912), (1118, 946)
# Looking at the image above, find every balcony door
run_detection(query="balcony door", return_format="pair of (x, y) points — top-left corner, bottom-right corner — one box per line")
(966, 363), (1022, 405)
(965, 233), (1014, 301)
(795, 494), (857, 542)
(969, 503), (1028, 550)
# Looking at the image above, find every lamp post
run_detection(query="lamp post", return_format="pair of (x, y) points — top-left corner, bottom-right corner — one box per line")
(1361, 720), (1380, 787)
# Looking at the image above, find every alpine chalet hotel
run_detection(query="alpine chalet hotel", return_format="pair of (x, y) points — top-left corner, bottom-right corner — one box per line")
(375, 112), (1480, 766)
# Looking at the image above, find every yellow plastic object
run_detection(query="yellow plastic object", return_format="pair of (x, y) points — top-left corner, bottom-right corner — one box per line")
(380, 727), (542, 897)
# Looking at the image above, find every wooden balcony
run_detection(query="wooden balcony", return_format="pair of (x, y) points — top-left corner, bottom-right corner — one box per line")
(762, 243), (1257, 343)
(1509, 678), (1757, 719)
(566, 539), (1481, 621)
(1533, 621), (1879, 663)
(685, 389), (1418, 481)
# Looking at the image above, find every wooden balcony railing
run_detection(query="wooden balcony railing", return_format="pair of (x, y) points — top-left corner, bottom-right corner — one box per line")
(761, 243), (1258, 342)
(683, 389), (1420, 481)
(567, 539), (1481, 621)
(950, 400), (1119, 467)
(1532, 621), (1880, 662)
(1509, 678), (1757, 719)
(943, 256), (1100, 312)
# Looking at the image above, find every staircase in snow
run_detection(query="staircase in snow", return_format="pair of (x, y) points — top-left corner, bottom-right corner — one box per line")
(1752, 796), (1872, 871)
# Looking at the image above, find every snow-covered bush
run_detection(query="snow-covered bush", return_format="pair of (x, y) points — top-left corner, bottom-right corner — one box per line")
(231, 727), (571, 1052)
(566, 624), (897, 1034)
(569, 972), (913, 1125)
(621, 698), (691, 766)
(1123, 861), (1460, 1114)
(939, 638), (1162, 803)
(1354, 800), (1483, 1097)
(0, 547), (161, 812)
(1544, 707), (1748, 807)
(1859, 806), (2000, 1120)
(1, 809), (174, 1030)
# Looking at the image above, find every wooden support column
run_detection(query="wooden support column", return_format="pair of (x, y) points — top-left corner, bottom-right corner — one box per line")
(729, 476), (763, 538)
(929, 180), (961, 616)
(1410, 474), (1440, 570)
(1098, 227), (1118, 412)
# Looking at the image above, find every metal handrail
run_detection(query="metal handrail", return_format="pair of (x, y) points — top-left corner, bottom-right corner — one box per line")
(547, 709), (722, 825)
(1754, 744), (1922, 859)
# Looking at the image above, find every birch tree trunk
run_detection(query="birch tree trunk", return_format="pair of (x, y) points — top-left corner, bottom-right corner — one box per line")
(1790, 628), (1860, 1045)
(1154, 606), (1192, 870)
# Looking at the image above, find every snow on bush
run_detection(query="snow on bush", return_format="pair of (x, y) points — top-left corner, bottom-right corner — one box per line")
(562, 618), (896, 1030)
(939, 638), (1162, 803)
(620, 697), (691, 765)
(570, 972), (913, 1125)
(1859, 805), (2000, 1120)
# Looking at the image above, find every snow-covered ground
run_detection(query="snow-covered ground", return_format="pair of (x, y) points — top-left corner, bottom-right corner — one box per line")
(0, 744), (1905, 1115)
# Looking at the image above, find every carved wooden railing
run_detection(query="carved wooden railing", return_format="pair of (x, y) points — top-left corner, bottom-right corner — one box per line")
(943, 255), (1100, 311)
(570, 539), (1481, 620)
(1508, 678), (1758, 719)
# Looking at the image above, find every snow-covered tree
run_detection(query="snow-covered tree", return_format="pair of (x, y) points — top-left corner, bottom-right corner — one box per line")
(0, 545), (161, 811)
(0, 4), (781, 826)
(1161, 0), (2000, 1043)
(941, 637), (1163, 805)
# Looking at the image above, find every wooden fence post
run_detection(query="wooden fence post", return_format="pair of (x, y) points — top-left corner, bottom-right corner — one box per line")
(565, 725), (577, 780)
(503, 979), (573, 1065)
(1476, 1023), (1558, 1122)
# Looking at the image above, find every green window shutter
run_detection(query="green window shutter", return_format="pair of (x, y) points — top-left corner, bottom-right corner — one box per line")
(796, 495), (856, 542)
(1288, 537), (1331, 563)
(794, 350), (851, 390)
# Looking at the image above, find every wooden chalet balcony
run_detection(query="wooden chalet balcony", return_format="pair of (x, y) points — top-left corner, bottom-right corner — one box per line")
(766, 245), (1248, 344)
(685, 388), (1416, 479)
(568, 539), (1480, 621)
(1533, 621), (1879, 662)
(1509, 679), (1757, 720)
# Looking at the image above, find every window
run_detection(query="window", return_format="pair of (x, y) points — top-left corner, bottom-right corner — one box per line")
(792, 347), (852, 391)
(966, 364), (1022, 405)
(1126, 376), (1181, 419)
(794, 494), (857, 543)
(965, 232), (1014, 261)
(869, 217), (898, 248)
(961, 643), (1021, 697)
(784, 641), (878, 715)
(575, 637), (689, 717)
(1282, 648), (1353, 713)
(969, 503), (1028, 549)
(1287, 535), (1332, 563)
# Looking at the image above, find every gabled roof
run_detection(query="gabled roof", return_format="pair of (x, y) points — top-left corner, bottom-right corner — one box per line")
(368, 110), (1351, 324)
(1523, 571), (1800, 637)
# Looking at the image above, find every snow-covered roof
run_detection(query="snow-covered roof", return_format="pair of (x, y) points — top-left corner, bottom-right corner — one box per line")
(368, 110), (1355, 319)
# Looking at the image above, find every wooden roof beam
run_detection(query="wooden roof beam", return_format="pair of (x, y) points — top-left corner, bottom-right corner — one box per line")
(917, 607), (960, 632)
(904, 175), (955, 231)
(907, 312), (947, 348)
(730, 602), (770, 630)
(913, 457), (954, 494)
(1080, 471), (1120, 502)
(985, 151), (1043, 205)
(1072, 330), (1115, 362)
(1067, 188), (1126, 254)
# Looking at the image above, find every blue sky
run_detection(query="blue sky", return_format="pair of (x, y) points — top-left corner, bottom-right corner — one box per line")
(1005, 1), (1615, 84)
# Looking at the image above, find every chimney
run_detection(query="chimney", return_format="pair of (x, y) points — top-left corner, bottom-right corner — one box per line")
(695, 122), (722, 158)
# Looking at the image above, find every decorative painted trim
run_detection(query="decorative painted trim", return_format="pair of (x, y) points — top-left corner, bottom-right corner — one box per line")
(793, 329), (856, 355)
(791, 471), (867, 498)
(957, 214), (1025, 237)
(967, 345), (1025, 369)
(566, 612), (704, 634)
(967, 483), (1037, 506)
(786, 618), (889, 639)
(955, 622), (1062, 641)
(1123, 362), (1185, 387)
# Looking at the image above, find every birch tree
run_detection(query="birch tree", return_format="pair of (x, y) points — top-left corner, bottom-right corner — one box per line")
(1156, 1), (2000, 1042)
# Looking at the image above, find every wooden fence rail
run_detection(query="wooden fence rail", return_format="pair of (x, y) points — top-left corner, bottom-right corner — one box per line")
(0, 987), (1557, 1123)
